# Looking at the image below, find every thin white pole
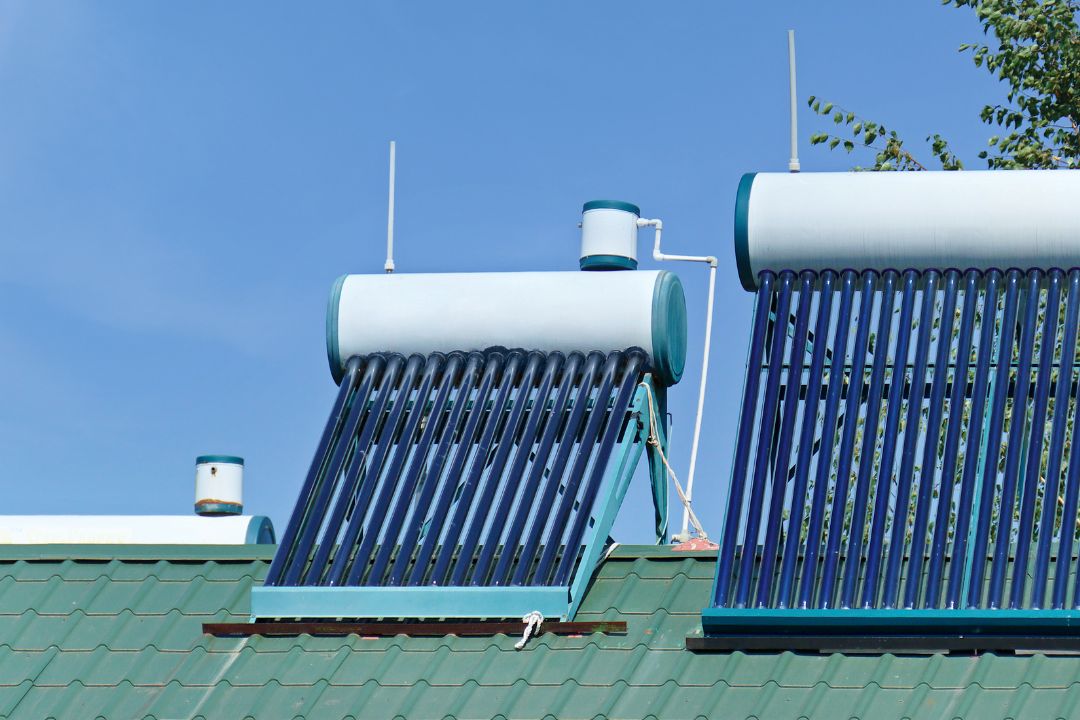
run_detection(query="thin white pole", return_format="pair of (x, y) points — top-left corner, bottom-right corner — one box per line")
(787, 30), (801, 173)
(385, 140), (396, 273)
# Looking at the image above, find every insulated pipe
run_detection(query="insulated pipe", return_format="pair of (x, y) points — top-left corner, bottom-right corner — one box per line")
(266, 355), (362, 586)
(904, 270), (959, 609)
(639, 217), (719, 541)
(967, 271), (1021, 608)
(946, 271), (1001, 609)
(1037, 271), (1080, 608)
(818, 271), (876, 608)
(926, 270), (980, 608)
(861, 270), (918, 609)
(778, 271), (833, 608)
(882, 270), (939, 608)
(713, 272), (776, 608)
(840, 270), (897, 609)
(798, 270), (852, 609)
(408, 354), (503, 586)
(989, 270), (1042, 608)
(1013, 270), (1060, 608)
(750, 272), (802, 608)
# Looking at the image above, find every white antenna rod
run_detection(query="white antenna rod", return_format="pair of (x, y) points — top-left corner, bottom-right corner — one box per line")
(787, 30), (801, 173)
(384, 140), (396, 273)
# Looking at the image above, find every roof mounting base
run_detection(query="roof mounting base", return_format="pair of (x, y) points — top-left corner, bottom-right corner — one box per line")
(687, 634), (1080, 655)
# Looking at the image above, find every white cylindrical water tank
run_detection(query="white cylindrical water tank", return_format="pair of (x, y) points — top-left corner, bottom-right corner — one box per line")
(734, 170), (1080, 290)
(580, 200), (640, 270)
(195, 455), (244, 516)
(326, 270), (687, 386)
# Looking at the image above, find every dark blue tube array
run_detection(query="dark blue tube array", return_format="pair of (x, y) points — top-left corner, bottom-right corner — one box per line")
(712, 267), (1080, 612)
(267, 347), (648, 590)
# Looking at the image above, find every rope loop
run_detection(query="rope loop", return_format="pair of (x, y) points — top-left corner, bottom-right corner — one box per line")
(639, 382), (709, 540)
(514, 610), (544, 650)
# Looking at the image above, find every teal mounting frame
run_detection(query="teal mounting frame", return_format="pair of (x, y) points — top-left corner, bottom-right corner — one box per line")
(251, 375), (661, 621)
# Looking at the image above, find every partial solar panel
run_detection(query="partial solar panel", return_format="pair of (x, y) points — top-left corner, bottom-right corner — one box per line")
(708, 268), (1080, 629)
(256, 347), (653, 619)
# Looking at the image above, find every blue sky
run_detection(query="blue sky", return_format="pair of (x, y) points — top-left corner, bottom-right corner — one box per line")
(0, 2), (1002, 542)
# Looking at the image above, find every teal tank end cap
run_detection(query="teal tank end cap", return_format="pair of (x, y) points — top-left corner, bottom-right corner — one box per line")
(580, 254), (639, 271)
(583, 199), (641, 216)
(651, 271), (688, 386)
(195, 501), (243, 516)
(327, 275), (348, 384)
(196, 455), (244, 466)
(734, 173), (757, 292)
(246, 516), (277, 544)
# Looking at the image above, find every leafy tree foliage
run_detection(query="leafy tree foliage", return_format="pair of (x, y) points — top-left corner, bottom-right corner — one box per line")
(809, 0), (1080, 170)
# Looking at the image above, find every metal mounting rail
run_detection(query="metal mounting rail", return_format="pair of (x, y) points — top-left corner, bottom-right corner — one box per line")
(687, 634), (1080, 654)
(205, 620), (627, 638)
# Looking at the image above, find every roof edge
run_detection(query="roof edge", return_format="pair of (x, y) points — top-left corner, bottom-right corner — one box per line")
(0, 544), (277, 562)
(606, 544), (718, 559)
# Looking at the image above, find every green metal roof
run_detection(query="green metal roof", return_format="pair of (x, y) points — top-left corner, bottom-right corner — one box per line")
(3, 544), (1080, 719)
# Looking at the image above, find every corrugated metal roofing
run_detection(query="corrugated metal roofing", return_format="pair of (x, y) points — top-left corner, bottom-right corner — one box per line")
(3, 544), (1080, 719)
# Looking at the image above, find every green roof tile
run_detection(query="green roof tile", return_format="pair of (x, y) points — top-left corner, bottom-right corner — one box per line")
(4, 544), (1080, 718)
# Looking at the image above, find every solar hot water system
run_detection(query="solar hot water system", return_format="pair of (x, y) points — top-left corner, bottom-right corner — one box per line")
(252, 199), (714, 622)
(698, 170), (1080, 652)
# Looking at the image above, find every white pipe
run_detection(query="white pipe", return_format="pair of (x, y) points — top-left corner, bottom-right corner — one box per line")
(787, 30), (800, 173)
(687, 263), (716, 538)
(385, 140), (396, 273)
(638, 217), (718, 540)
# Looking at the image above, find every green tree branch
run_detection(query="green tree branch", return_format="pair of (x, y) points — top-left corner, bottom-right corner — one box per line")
(809, 0), (1080, 170)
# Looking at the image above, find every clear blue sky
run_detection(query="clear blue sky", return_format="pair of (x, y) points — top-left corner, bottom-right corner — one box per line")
(0, 2), (1002, 542)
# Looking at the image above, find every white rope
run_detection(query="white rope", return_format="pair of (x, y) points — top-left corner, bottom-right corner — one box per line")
(640, 382), (709, 541)
(514, 611), (544, 650)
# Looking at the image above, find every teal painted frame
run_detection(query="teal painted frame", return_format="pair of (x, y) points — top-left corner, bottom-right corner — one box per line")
(645, 382), (670, 543)
(566, 376), (652, 618)
(701, 607), (1080, 636)
(326, 274), (347, 384)
(252, 585), (570, 620)
(733, 172), (757, 292)
(253, 379), (658, 621)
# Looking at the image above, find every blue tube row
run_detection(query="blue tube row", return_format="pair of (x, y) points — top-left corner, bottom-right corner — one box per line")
(268, 347), (648, 589)
(712, 267), (1080, 612)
